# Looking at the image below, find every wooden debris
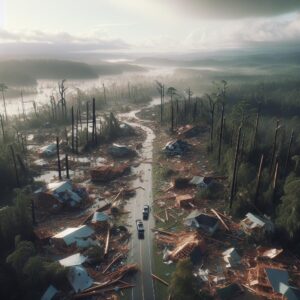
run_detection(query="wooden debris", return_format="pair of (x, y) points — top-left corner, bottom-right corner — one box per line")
(151, 274), (169, 286)
(104, 227), (110, 256)
(211, 209), (230, 232)
(103, 254), (123, 274)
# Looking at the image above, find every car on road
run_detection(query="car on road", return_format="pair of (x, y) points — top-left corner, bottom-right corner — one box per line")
(136, 219), (144, 239)
(143, 205), (150, 220)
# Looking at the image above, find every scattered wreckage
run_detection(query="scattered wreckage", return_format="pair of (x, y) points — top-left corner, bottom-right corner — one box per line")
(163, 139), (192, 156)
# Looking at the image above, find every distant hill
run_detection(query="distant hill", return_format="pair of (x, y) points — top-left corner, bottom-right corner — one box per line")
(0, 59), (147, 86)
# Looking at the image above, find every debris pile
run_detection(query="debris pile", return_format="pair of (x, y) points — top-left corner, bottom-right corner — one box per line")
(90, 164), (130, 182)
(163, 139), (191, 156)
(108, 144), (137, 158)
(156, 230), (206, 262)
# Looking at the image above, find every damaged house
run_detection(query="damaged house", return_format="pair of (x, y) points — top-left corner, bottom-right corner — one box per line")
(34, 180), (88, 212)
(184, 210), (219, 235)
(241, 213), (274, 238)
(248, 265), (292, 299)
(38, 143), (57, 157)
(51, 225), (97, 249)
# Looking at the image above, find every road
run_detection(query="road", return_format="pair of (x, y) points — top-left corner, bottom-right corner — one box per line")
(120, 99), (159, 300)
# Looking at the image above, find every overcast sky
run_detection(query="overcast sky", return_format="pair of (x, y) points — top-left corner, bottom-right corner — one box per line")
(1, 0), (300, 56)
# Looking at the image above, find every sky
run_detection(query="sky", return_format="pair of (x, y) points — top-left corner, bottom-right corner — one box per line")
(1, 0), (300, 57)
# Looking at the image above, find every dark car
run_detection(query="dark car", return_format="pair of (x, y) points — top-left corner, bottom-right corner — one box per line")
(143, 205), (150, 220)
(136, 219), (144, 239)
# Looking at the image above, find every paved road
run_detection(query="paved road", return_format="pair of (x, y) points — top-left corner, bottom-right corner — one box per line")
(120, 100), (159, 300)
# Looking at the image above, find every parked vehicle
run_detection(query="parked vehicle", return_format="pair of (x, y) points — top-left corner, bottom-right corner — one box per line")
(136, 219), (144, 239)
(143, 205), (150, 220)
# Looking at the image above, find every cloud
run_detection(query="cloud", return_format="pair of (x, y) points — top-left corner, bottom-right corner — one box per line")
(165, 0), (300, 19)
(184, 14), (300, 49)
(0, 28), (130, 58)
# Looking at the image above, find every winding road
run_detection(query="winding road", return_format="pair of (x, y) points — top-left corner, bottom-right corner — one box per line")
(119, 98), (159, 300)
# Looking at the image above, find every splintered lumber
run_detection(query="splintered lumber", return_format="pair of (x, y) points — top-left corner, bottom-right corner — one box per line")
(154, 213), (165, 223)
(154, 229), (177, 236)
(151, 274), (169, 286)
(211, 208), (230, 231)
(165, 208), (169, 221)
(103, 254), (123, 274)
(104, 227), (110, 256)
(81, 264), (138, 294)
(74, 284), (135, 298)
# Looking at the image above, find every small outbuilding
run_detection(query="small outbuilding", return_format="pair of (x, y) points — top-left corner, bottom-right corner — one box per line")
(184, 210), (219, 235)
(241, 213), (274, 238)
(222, 248), (241, 268)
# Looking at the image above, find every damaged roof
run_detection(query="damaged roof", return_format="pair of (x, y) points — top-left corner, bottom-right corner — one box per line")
(265, 268), (289, 294)
(59, 253), (88, 267)
(67, 266), (93, 293)
(41, 285), (58, 300)
(53, 225), (94, 246)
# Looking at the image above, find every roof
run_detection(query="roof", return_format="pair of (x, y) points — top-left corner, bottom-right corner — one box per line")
(92, 211), (109, 223)
(280, 283), (300, 300)
(52, 225), (94, 246)
(41, 285), (58, 300)
(39, 144), (56, 154)
(265, 268), (289, 293)
(195, 214), (218, 228)
(59, 253), (87, 267)
(245, 213), (267, 228)
(47, 181), (72, 193)
(185, 209), (202, 220)
(67, 266), (93, 293)
(222, 248), (241, 267)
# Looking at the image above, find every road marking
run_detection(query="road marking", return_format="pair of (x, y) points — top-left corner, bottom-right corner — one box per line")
(140, 240), (145, 300)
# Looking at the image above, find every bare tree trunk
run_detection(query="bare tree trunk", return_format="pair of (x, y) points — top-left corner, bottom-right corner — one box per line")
(284, 129), (294, 175)
(254, 154), (264, 207)
(92, 98), (96, 143)
(270, 120), (280, 173)
(229, 126), (242, 209)
(86, 101), (89, 143)
(2, 90), (8, 121)
(103, 83), (107, 104)
(56, 137), (62, 180)
(65, 154), (70, 179)
(0, 114), (5, 140)
(71, 106), (75, 153)
(217, 103), (225, 165)
(10, 145), (20, 187)
(252, 111), (260, 150)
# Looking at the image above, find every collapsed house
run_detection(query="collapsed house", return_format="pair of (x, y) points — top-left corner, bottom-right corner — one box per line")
(90, 164), (130, 182)
(34, 180), (88, 211)
(38, 143), (57, 157)
(51, 225), (97, 249)
(119, 122), (135, 136)
(248, 265), (292, 299)
(222, 248), (241, 268)
(163, 139), (191, 156)
(184, 210), (219, 235)
(156, 231), (206, 263)
(177, 125), (204, 138)
(189, 176), (214, 188)
(108, 144), (137, 158)
(241, 213), (274, 238)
